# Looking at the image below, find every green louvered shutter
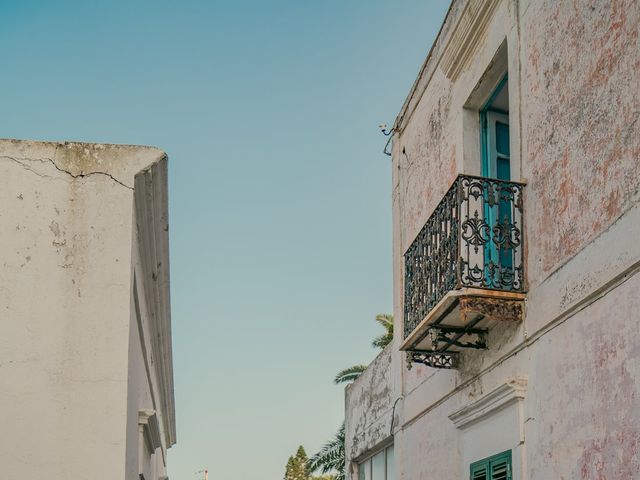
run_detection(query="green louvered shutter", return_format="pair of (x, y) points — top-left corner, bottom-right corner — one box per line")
(472, 466), (488, 480)
(490, 457), (509, 480)
(470, 451), (511, 480)
(470, 459), (488, 480)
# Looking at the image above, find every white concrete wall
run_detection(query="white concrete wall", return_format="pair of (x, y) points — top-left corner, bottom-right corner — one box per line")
(0, 140), (174, 480)
(346, 0), (640, 479)
(345, 344), (397, 475)
(125, 164), (174, 480)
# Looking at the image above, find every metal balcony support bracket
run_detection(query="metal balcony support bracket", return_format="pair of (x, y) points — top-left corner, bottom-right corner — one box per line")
(431, 325), (488, 349)
(406, 324), (488, 369)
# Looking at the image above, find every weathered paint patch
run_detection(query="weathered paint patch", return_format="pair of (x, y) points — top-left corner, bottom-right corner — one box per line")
(523, 0), (640, 285)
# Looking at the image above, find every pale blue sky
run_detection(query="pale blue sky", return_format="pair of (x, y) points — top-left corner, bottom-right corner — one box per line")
(0, 1), (449, 478)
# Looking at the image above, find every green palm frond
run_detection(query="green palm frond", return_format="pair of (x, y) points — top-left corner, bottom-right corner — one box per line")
(309, 423), (345, 480)
(372, 332), (393, 349)
(333, 365), (368, 384)
(372, 314), (393, 349)
(375, 313), (393, 329)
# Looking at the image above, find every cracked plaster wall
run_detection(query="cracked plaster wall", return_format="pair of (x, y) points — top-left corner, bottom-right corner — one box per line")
(345, 344), (397, 466)
(0, 139), (169, 479)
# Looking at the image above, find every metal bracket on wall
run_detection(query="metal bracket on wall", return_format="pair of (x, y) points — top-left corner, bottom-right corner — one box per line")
(406, 325), (488, 370)
(407, 351), (459, 369)
(430, 325), (488, 350)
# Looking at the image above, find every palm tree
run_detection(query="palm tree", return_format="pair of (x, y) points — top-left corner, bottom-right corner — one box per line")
(371, 314), (393, 349)
(334, 314), (393, 385)
(309, 314), (394, 479)
(309, 423), (345, 480)
(333, 365), (368, 384)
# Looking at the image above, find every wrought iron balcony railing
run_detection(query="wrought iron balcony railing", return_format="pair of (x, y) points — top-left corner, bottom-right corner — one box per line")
(403, 174), (526, 340)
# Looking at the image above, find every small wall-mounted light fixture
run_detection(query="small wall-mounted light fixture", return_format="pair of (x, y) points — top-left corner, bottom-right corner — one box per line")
(379, 123), (395, 156)
(379, 123), (393, 136)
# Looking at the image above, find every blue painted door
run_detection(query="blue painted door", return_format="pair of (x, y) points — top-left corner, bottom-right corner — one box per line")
(481, 109), (512, 274)
(482, 111), (510, 180)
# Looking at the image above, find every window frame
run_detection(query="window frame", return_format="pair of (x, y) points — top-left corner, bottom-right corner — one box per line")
(357, 444), (394, 480)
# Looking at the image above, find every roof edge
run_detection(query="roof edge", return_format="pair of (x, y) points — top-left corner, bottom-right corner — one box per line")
(392, 0), (459, 134)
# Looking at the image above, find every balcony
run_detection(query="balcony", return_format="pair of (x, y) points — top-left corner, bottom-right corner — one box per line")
(401, 174), (526, 369)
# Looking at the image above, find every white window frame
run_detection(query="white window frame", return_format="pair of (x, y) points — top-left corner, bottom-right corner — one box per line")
(357, 444), (394, 480)
(138, 409), (162, 480)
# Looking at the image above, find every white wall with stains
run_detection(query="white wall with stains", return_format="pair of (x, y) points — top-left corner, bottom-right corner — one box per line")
(0, 140), (175, 480)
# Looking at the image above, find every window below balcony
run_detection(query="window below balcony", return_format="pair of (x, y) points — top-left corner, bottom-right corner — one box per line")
(358, 445), (394, 480)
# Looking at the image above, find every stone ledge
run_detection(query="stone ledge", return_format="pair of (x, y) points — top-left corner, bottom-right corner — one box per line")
(448, 376), (527, 429)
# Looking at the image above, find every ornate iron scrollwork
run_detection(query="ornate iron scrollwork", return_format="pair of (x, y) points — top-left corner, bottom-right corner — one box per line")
(403, 181), (460, 339)
(461, 210), (491, 254)
(407, 351), (458, 369)
(403, 174), (525, 342)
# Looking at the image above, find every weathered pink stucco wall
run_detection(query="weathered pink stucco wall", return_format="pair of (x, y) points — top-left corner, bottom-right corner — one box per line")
(527, 273), (640, 479)
(346, 0), (640, 479)
(523, 0), (640, 285)
(394, 89), (459, 255)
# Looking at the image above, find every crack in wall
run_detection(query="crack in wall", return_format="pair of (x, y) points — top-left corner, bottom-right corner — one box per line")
(0, 155), (133, 190)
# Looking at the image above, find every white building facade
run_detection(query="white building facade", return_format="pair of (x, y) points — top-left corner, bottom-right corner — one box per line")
(0, 139), (176, 479)
(345, 1), (640, 479)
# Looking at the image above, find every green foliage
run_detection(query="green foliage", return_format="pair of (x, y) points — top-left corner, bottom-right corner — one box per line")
(334, 314), (394, 385)
(333, 365), (368, 384)
(308, 314), (393, 480)
(284, 446), (336, 480)
(284, 446), (311, 480)
(309, 423), (345, 480)
(371, 314), (394, 349)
